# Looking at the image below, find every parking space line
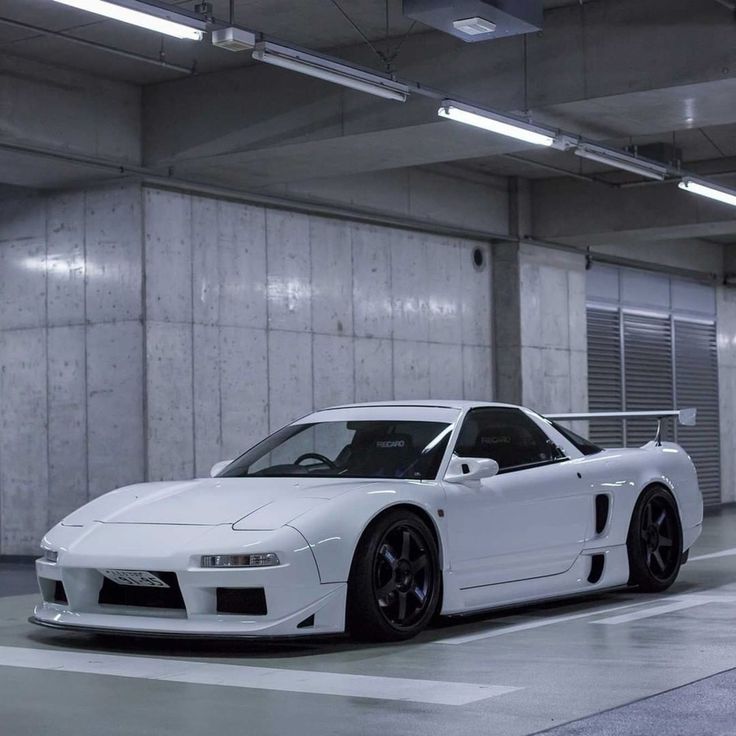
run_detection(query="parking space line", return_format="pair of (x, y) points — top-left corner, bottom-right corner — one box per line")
(0, 646), (520, 706)
(591, 598), (714, 624)
(690, 547), (736, 562)
(434, 601), (649, 645)
(591, 592), (736, 624)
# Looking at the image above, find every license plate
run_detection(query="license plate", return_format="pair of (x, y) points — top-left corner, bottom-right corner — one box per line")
(100, 570), (170, 588)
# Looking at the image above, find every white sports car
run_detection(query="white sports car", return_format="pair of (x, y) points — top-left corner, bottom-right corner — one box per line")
(32, 401), (703, 641)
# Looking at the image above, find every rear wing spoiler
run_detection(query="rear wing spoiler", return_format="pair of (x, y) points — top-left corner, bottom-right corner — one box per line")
(545, 409), (697, 427)
(544, 408), (697, 447)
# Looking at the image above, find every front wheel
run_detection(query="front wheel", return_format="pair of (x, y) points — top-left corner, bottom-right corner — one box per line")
(627, 486), (683, 592)
(347, 509), (440, 642)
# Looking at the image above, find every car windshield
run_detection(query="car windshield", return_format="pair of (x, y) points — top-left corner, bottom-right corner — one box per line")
(219, 420), (453, 480)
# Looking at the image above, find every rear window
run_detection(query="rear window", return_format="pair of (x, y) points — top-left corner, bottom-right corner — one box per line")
(550, 421), (603, 456)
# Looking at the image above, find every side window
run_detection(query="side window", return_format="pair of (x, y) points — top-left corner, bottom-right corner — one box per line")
(454, 407), (562, 472)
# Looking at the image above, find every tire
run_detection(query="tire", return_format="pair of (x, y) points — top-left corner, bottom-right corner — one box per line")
(627, 485), (683, 593)
(347, 509), (440, 642)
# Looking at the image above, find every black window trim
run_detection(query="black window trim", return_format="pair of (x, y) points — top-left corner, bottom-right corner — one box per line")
(495, 455), (570, 475)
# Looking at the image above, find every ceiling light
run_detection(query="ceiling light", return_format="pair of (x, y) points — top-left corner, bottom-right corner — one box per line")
(252, 42), (409, 101)
(49, 0), (205, 40)
(678, 177), (736, 208)
(438, 101), (557, 147)
(574, 144), (667, 180)
(452, 17), (497, 36)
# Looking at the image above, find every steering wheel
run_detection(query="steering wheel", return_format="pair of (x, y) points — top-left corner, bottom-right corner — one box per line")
(294, 452), (337, 469)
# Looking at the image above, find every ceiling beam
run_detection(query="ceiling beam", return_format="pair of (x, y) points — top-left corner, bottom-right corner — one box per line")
(532, 173), (736, 246)
(138, 0), (736, 189)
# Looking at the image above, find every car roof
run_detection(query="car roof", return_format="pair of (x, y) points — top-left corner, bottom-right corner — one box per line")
(318, 400), (524, 412)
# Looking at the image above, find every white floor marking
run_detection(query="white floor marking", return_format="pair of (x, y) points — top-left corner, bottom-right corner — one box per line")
(435, 583), (736, 644)
(591, 598), (713, 624)
(0, 646), (519, 706)
(435, 601), (650, 645)
(592, 594), (736, 625)
(690, 547), (736, 562)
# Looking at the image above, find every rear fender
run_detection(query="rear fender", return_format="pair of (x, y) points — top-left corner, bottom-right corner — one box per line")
(580, 443), (701, 550)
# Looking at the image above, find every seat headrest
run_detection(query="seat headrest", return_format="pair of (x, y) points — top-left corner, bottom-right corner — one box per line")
(364, 432), (413, 452)
(475, 426), (517, 449)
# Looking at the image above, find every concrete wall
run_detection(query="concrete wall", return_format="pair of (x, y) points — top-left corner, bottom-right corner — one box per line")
(515, 239), (736, 504)
(493, 242), (587, 435)
(142, 187), (493, 483)
(262, 167), (510, 237)
(0, 185), (144, 554)
(0, 183), (493, 554)
(518, 245), (588, 420)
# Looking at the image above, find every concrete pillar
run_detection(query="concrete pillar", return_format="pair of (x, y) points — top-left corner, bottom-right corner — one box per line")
(492, 242), (523, 405)
(493, 177), (587, 416)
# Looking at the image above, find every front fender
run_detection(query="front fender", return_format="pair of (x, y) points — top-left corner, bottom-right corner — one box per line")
(290, 481), (447, 584)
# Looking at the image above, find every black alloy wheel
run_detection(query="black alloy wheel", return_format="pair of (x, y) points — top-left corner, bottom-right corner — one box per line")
(627, 486), (683, 592)
(347, 510), (440, 641)
(373, 523), (433, 629)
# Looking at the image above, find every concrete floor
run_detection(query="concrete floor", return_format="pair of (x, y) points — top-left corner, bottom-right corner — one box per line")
(2, 507), (736, 735)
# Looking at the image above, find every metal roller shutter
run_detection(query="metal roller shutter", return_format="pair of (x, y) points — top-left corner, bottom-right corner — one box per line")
(623, 312), (675, 447)
(587, 308), (624, 448)
(587, 301), (722, 506)
(674, 320), (721, 506)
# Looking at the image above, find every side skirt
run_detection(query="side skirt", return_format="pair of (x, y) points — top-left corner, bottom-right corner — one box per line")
(440, 545), (630, 616)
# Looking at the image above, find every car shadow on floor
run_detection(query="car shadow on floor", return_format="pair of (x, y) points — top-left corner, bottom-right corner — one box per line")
(23, 581), (705, 660)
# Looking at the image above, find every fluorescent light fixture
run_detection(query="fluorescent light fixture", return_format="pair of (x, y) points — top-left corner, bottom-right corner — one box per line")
(453, 17), (497, 36)
(575, 144), (667, 181)
(679, 177), (736, 208)
(438, 101), (557, 147)
(252, 42), (409, 101)
(50, 0), (205, 40)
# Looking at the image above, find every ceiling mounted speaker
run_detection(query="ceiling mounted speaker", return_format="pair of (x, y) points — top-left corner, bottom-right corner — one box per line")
(403, 0), (542, 42)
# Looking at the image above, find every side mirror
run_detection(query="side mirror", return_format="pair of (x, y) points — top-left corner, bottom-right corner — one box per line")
(444, 455), (500, 484)
(209, 460), (232, 478)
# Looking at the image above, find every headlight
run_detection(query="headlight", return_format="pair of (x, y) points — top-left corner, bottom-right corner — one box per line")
(41, 547), (58, 563)
(201, 553), (280, 568)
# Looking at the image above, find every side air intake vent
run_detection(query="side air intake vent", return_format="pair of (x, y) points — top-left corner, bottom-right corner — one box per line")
(54, 581), (68, 604)
(297, 614), (315, 629)
(588, 554), (605, 584)
(595, 494), (610, 535)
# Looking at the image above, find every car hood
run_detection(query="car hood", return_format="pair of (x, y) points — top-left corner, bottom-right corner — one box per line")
(61, 477), (390, 529)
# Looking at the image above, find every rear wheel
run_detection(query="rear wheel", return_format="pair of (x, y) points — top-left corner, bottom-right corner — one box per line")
(347, 509), (440, 642)
(627, 486), (683, 592)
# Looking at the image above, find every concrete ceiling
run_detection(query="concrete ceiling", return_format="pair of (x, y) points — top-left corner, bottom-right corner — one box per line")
(0, 0), (588, 84)
(3, 0), (736, 248)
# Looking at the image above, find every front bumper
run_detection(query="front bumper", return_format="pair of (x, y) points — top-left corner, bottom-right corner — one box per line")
(32, 523), (347, 637)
